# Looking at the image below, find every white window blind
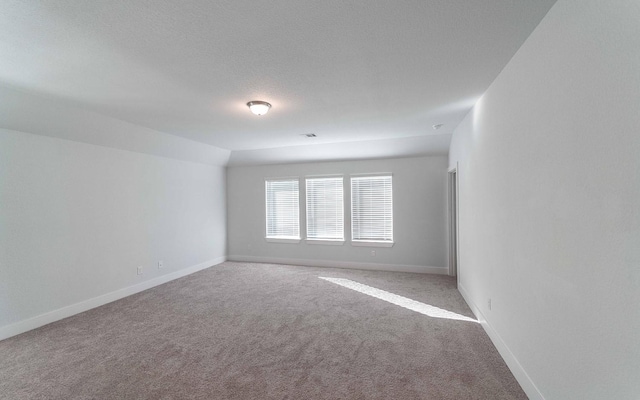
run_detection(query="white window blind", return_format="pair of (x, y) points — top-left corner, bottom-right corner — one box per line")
(266, 179), (300, 239)
(351, 175), (393, 242)
(306, 177), (344, 240)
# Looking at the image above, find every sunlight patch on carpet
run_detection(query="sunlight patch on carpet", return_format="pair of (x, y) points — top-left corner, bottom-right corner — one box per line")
(319, 277), (477, 323)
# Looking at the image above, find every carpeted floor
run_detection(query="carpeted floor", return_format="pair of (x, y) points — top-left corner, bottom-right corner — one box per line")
(0, 262), (527, 399)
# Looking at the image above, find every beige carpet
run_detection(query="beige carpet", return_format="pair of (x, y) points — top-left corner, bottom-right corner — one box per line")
(0, 262), (527, 399)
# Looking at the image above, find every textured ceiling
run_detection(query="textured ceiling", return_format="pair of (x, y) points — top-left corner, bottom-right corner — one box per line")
(0, 0), (557, 161)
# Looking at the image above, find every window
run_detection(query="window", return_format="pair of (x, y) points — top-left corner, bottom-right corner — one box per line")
(306, 177), (344, 241)
(351, 175), (393, 245)
(265, 179), (300, 240)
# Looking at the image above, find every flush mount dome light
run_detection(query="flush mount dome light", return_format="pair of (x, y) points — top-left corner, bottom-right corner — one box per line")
(247, 101), (271, 116)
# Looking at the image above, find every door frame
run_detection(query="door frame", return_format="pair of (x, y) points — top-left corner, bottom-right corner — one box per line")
(448, 165), (460, 284)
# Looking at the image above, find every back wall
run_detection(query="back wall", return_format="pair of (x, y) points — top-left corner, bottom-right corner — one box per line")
(226, 156), (448, 273)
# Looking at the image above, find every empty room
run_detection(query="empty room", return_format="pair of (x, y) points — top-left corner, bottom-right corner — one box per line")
(1, 1), (638, 399)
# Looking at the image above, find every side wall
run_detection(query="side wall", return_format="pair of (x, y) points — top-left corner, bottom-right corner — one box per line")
(227, 156), (448, 273)
(0, 129), (227, 339)
(449, 1), (640, 399)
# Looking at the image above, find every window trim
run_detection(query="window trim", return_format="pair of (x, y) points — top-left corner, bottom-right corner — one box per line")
(305, 239), (346, 245)
(351, 240), (394, 248)
(265, 237), (301, 244)
(305, 175), (345, 241)
(350, 174), (394, 244)
(265, 177), (301, 241)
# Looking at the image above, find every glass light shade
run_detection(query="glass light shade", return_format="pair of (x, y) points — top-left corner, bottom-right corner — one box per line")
(247, 101), (271, 116)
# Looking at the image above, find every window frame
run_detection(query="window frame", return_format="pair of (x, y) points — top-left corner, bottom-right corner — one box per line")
(350, 174), (394, 247)
(305, 175), (345, 244)
(265, 177), (301, 243)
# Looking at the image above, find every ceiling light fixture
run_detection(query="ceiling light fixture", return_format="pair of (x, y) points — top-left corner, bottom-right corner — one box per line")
(247, 101), (271, 116)
(432, 124), (444, 130)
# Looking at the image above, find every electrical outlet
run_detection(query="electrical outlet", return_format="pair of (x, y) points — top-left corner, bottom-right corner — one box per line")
(158, 260), (163, 269)
(137, 266), (143, 275)
(371, 250), (376, 257)
(488, 298), (492, 310)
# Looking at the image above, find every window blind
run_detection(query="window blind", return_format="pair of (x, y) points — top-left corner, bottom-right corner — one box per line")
(306, 177), (344, 240)
(351, 175), (393, 242)
(265, 179), (300, 239)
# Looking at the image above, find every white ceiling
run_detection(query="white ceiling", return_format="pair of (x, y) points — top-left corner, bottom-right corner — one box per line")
(0, 0), (556, 163)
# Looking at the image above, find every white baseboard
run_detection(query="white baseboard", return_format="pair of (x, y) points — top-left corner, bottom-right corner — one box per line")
(458, 283), (545, 400)
(228, 255), (448, 275)
(0, 256), (226, 342)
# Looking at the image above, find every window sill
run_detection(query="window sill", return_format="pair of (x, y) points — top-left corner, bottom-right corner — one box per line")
(265, 237), (301, 244)
(351, 240), (394, 248)
(305, 239), (345, 246)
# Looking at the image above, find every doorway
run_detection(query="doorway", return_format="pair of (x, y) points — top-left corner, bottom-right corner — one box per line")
(448, 166), (459, 283)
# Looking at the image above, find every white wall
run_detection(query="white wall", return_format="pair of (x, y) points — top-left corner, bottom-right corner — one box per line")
(227, 135), (452, 166)
(0, 128), (227, 337)
(227, 156), (448, 273)
(0, 84), (230, 166)
(449, 1), (640, 399)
